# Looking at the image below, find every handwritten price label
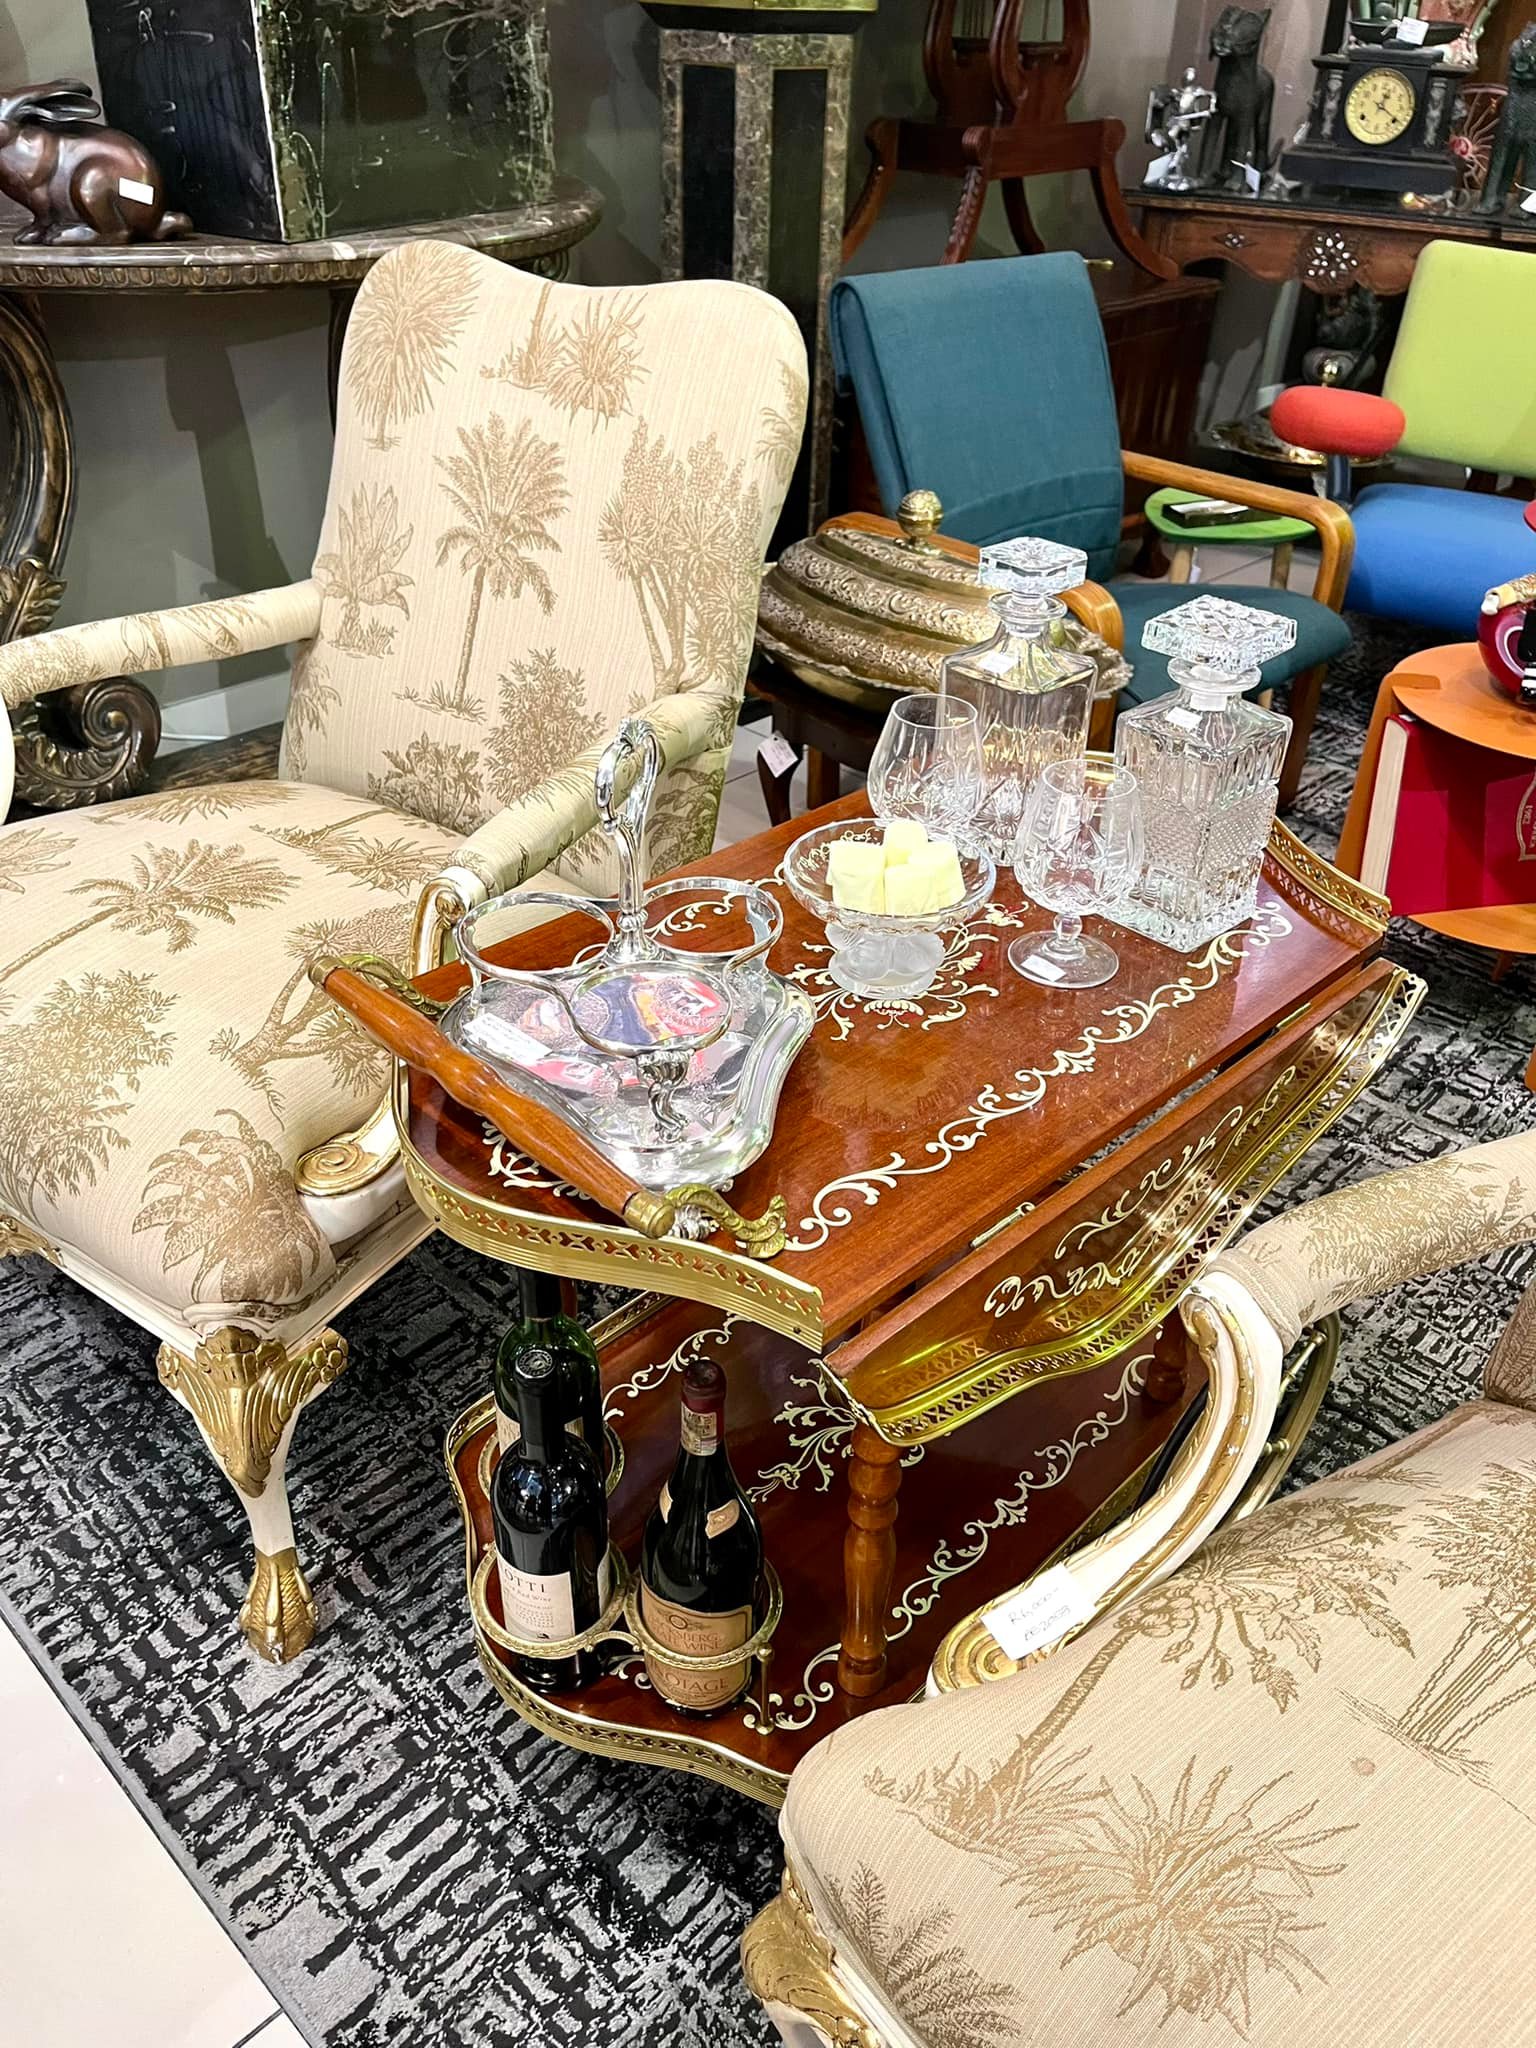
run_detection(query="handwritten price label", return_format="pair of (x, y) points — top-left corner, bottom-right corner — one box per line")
(983, 1565), (1096, 1661)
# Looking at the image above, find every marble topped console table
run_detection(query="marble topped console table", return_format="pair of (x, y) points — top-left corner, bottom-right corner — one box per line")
(0, 180), (601, 815)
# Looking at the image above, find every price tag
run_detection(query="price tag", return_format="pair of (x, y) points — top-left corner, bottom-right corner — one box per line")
(1020, 952), (1066, 982)
(1146, 151), (1176, 184)
(983, 1565), (1096, 1661)
(118, 176), (155, 205)
(1165, 705), (1201, 730)
(758, 731), (799, 779)
(1236, 160), (1262, 196)
(1522, 188), (1536, 215)
(1395, 17), (1429, 44)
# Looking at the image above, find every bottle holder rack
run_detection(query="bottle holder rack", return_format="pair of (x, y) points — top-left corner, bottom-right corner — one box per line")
(469, 1543), (786, 1727)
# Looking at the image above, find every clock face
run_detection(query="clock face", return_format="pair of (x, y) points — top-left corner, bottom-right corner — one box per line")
(1344, 67), (1417, 147)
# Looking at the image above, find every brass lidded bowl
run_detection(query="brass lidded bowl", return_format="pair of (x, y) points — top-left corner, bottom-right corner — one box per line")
(756, 491), (1008, 710)
(756, 490), (1127, 711)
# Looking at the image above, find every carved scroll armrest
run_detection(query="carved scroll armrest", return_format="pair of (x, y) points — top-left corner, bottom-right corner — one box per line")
(441, 686), (733, 910)
(929, 1268), (1287, 1690)
(932, 1131), (1536, 1690)
(1122, 448), (1356, 613)
(0, 579), (321, 715)
(0, 579), (320, 822)
(1206, 1130), (1536, 1352)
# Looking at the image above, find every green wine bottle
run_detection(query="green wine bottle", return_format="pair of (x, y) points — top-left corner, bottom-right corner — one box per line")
(494, 1269), (605, 1464)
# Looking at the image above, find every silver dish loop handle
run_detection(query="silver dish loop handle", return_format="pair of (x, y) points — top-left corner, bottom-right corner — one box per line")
(596, 717), (663, 964)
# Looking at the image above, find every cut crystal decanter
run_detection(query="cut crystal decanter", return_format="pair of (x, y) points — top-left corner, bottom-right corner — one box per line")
(938, 535), (1095, 863)
(1113, 595), (1296, 951)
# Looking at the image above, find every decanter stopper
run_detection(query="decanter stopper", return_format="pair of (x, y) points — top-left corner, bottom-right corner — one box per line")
(978, 535), (1088, 632)
(1142, 594), (1296, 705)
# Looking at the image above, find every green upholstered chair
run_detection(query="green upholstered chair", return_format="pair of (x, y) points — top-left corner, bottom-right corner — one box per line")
(829, 254), (1355, 805)
(1271, 239), (1536, 639)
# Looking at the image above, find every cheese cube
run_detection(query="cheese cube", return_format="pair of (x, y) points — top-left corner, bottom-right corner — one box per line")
(905, 837), (965, 910)
(884, 862), (941, 916)
(827, 838), (887, 913)
(881, 819), (928, 865)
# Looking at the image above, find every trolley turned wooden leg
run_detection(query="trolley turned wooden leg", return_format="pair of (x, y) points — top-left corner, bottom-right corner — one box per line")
(837, 1423), (902, 1697)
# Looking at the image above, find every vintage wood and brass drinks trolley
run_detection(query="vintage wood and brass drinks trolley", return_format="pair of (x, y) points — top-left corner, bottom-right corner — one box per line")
(318, 738), (1419, 1807)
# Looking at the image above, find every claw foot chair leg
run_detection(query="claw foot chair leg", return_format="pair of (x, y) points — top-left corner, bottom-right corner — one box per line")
(155, 1326), (348, 1662)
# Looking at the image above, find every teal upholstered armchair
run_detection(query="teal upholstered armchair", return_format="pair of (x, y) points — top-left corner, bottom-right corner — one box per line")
(830, 254), (1355, 805)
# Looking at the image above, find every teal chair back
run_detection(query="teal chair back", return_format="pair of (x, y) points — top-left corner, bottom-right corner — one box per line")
(829, 254), (1124, 578)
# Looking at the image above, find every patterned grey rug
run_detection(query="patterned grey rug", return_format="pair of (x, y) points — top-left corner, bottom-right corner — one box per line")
(3, 618), (1536, 2047)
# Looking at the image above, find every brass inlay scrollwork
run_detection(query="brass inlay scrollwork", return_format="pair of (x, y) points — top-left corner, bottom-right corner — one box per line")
(0, 1211), (59, 1263)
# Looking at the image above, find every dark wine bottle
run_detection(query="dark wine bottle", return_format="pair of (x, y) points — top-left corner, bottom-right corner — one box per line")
(491, 1346), (609, 1693)
(494, 1268), (605, 1466)
(639, 1358), (764, 1715)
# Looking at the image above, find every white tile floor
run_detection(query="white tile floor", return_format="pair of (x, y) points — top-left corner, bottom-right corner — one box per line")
(0, 1614), (298, 2048)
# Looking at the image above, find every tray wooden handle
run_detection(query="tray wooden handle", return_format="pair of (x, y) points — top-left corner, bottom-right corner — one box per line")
(311, 959), (676, 1238)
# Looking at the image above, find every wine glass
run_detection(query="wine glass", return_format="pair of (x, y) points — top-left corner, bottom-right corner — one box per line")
(867, 693), (983, 843)
(1010, 755), (1144, 989)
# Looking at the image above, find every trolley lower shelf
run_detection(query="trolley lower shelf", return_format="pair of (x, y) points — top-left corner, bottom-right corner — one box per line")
(448, 1294), (1203, 1806)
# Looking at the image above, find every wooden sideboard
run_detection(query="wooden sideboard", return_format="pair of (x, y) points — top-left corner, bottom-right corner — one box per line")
(1137, 188), (1536, 298)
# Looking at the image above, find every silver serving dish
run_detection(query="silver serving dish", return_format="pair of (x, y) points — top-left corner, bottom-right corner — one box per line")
(439, 719), (813, 1193)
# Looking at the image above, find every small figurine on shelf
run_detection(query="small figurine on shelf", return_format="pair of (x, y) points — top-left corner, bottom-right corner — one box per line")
(0, 79), (192, 246)
(1477, 25), (1536, 214)
(1145, 68), (1217, 191)
(1199, 7), (1276, 193)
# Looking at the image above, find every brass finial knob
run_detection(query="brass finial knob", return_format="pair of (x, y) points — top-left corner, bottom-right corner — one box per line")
(896, 488), (944, 553)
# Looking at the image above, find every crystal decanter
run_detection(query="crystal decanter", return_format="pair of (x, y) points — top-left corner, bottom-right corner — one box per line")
(1113, 595), (1296, 951)
(938, 535), (1095, 863)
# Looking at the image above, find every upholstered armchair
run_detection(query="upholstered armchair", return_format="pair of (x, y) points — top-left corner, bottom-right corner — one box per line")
(746, 1130), (1536, 2046)
(0, 243), (806, 1661)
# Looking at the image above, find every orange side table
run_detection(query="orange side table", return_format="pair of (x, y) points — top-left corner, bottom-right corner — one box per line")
(1337, 640), (1536, 1081)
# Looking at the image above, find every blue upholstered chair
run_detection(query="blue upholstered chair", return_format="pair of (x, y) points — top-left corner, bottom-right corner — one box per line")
(1271, 239), (1536, 640)
(829, 253), (1355, 804)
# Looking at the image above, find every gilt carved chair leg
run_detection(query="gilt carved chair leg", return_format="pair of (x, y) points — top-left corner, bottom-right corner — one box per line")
(837, 1422), (902, 1697)
(156, 1326), (348, 1663)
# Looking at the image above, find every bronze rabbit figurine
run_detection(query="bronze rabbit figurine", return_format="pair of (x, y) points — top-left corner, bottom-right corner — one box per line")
(0, 80), (191, 245)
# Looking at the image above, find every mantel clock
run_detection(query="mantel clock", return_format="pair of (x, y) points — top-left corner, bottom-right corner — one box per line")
(1281, 47), (1458, 195)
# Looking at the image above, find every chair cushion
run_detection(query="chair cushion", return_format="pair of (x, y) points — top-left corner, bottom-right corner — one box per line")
(1347, 483), (1536, 637)
(783, 1398), (1536, 2046)
(1269, 386), (1405, 462)
(0, 782), (459, 1327)
(828, 255), (1125, 576)
(1113, 580), (1353, 706)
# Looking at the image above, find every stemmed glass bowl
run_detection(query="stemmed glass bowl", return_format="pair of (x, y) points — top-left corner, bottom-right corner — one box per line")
(782, 822), (995, 1000)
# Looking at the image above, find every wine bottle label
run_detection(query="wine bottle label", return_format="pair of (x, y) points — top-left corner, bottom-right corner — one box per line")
(497, 1560), (576, 1643)
(640, 1585), (753, 1712)
(680, 1407), (719, 1456)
